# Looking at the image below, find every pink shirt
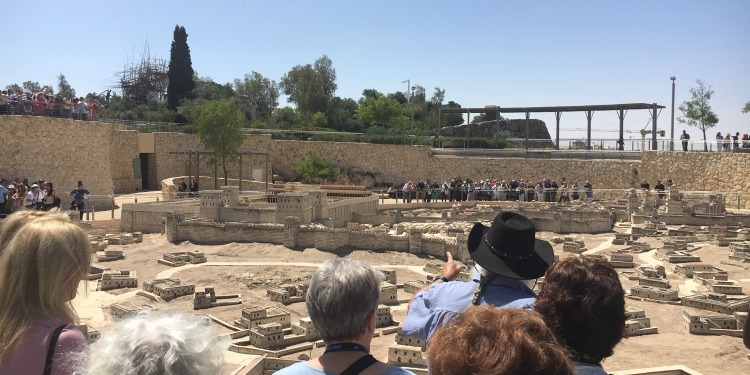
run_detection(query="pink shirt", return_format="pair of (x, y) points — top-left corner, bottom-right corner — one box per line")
(0, 319), (87, 375)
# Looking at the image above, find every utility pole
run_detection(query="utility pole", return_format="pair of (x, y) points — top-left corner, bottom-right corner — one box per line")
(670, 76), (676, 151)
(402, 79), (414, 136)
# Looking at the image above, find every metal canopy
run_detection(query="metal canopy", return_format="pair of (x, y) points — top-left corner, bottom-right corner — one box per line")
(439, 103), (666, 150)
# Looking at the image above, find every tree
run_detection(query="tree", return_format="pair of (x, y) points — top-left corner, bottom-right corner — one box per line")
(742, 101), (750, 113)
(4, 83), (21, 93)
(234, 72), (279, 122)
(195, 99), (245, 183)
(298, 150), (340, 183)
(280, 55), (337, 114)
(312, 111), (328, 128)
(167, 25), (195, 110)
(57, 74), (76, 98)
(442, 101), (464, 127)
(678, 80), (719, 151)
(355, 94), (407, 128)
(23, 81), (41, 93)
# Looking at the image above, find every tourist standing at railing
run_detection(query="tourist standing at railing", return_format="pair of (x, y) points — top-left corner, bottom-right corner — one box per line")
(655, 180), (666, 199)
(42, 182), (60, 211)
(680, 130), (690, 151)
(0, 90), (8, 115)
(640, 180), (650, 190)
(716, 132), (723, 152)
(571, 182), (580, 200)
(402, 181), (411, 203)
(442, 181), (449, 202)
(30, 184), (45, 210)
(584, 181), (593, 199)
(724, 133), (731, 152)
(32, 92), (46, 116)
(733, 132), (740, 152)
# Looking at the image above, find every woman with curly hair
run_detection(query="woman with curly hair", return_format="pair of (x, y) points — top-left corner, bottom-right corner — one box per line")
(427, 306), (573, 375)
(535, 256), (626, 375)
(78, 312), (229, 375)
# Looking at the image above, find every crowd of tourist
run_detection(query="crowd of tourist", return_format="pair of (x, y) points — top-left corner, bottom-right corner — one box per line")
(390, 177), (594, 203)
(1, 209), (748, 374)
(714, 131), (750, 152)
(0, 178), (90, 220)
(0, 87), (101, 120)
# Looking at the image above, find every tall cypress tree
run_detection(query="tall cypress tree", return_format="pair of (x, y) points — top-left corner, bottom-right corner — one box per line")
(167, 25), (195, 110)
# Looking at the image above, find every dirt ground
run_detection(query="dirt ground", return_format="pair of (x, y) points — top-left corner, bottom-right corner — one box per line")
(72, 230), (750, 375)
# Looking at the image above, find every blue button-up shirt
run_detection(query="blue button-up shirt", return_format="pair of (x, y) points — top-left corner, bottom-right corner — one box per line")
(402, 272), (536, 342)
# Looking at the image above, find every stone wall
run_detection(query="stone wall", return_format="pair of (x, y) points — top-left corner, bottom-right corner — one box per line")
(4, 118), (750, 209)
(120, 202), (200, 233)
(0, 116), (121, 197)
(110, 130), (141, 193)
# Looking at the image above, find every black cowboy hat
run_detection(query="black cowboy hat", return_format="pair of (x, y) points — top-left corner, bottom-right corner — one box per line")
(467, 211), (553, 279)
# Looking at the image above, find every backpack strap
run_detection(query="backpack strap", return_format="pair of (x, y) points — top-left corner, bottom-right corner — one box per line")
(44, 324), (68, 375)
(340, 354), (379, 375)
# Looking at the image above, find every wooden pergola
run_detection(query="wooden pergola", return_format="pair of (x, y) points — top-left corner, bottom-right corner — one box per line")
(439, 103), (666, 150)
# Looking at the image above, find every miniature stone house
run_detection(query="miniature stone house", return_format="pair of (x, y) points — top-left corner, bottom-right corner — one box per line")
(97, 270), (138, 291)
(267, 282), (308, 305)
(95, 249), (124, 262)
(158, 250), (207, 267)
(193, 287), (242, 310)
(380, 282), (398, 305)
(631, 285), (679, 301)
(110, 301), (156, 321)
(624, 309), (659, 336)
(234, 306), (291, 329)
(683, 311), (746, 337)
(681, 294), (750, 315)
(143, 278), (195, 300)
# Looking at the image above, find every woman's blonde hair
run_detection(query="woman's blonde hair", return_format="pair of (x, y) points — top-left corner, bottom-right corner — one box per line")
(0, 212), (91, 360)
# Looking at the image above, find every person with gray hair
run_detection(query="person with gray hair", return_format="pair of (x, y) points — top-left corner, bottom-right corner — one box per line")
(78, 312), (229, 375)
(276, 257), (414, 375)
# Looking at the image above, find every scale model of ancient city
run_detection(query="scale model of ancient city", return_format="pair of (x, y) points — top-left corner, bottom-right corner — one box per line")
(3, 115), (750, 375)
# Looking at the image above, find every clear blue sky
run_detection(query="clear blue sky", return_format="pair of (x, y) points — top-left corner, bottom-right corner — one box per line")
(3, 0), (748, 145)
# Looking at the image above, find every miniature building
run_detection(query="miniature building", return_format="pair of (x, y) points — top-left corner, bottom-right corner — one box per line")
(612, 232), (631, 245)
(158, 250), (207, 267)
(388, 329), (427, 368)
(562, 238), (586, 253)
(193, 287), (242, 310)
(674, 264), (723, 279)
(381, 268), (397, 284)
(624, 309), (659, 336)
(267, 282), (308, 305)
(636, 265), (666, 279)
(628, 241), (652, 253)
(638, 277), (671, 289)
(143, 278), (195, 300)
(87, 264), (110, 280)
(606, 251), (636, 268)
(380, 282), (398, 305)
(375, 305), (394, 328)
(95, 249), (124, 262)
(728, 241), (750, 262)
(234, 306), (291, 329)
(654, 249), (701, 263)
(681, 294), (750, 315)
(683, 311), (746, 337)
(404, 280), (426, 294)
(631, 285), (679, 301)
(97, 270), (138, 291)
(699, 279), (743, 295)
(246, 323), (285, 350)
(110, 301), (156, 320)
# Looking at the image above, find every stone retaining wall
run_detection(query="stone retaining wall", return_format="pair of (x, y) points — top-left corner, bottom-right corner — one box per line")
(4, 117), (750, 208)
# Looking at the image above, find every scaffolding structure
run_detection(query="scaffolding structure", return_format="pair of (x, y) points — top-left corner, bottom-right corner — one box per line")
(117, 44), (169, 105)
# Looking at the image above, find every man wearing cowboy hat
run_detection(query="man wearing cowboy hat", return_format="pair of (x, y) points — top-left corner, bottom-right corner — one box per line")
(403, 211), (554, 342)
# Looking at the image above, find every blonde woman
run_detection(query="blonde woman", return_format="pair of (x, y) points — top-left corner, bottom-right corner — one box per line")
(0, 212), (92, 375)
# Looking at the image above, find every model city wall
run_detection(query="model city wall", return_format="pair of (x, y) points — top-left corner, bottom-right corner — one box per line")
(3, 117), (750, 208)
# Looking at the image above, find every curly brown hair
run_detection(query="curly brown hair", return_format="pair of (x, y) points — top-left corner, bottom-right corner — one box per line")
(427, 306), (574, 375)
(535, 256), (626, 363)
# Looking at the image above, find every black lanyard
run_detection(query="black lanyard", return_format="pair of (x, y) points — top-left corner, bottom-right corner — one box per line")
(324, 343), (368, 354)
